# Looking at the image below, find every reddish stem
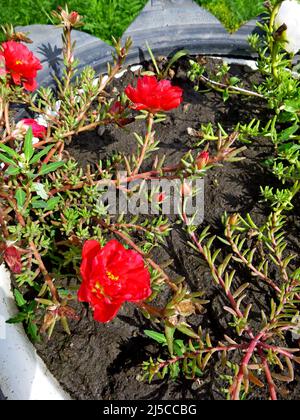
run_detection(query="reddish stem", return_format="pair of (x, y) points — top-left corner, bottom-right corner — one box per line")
(136, 302), (165, 318)
(260, 343), (300, 361)
(261, 355), (277, 400)
(133, 113), (154, 175)
(158, 343), (248, 370)
(43, 141), (63, 164)
(48, 163), (181, 196)
(29, 240), (60, 304)
(226, 224), (281, 294)
(0, 205), (9, 238)
(231, 331), (265, 400)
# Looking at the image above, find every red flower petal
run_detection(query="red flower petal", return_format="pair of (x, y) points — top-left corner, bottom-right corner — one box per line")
(124, 84), (140, 104)
(80, 240), (101, 282)
(78, 239), (151, 323)
(11, 72), (21, 85)
(20, 119), (47, 137)
(1, 41), (42, 91)
(125, 75), (183, 114)
(22, 78), (37, 92)
(93, 299), (122, 323)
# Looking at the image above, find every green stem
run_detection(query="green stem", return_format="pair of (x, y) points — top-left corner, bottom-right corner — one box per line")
(271, 41), (280, 80)
(269, 2), (281, 80)
(133, 112), (154, 176)
(199, 75), (264, 99)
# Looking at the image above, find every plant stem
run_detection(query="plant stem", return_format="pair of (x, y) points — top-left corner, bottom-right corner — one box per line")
(225, 223), (281, 294)
(43, 141), (63, 164)
(133, 112), (154, 175)
(62, 27), (73, 96)
(0, 205), (9, 238)
(4, 102), (11, 136)
(48, 163), (181, 196)
(184, 215), (244, 320)
(271, 42), (280, 80)
(261, 343), (300, 362)
(199, 75), (265, 99)
(136, 301), (165, 318)
(269, 2), (281, 80)
(113, 222), (167, 236)
(261, 355), (278, 400)
(231, 331), (265, 400)
(29, 240), (60, 304)
(158, 343), (247, 371)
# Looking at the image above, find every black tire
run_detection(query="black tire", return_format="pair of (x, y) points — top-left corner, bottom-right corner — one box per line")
(17, 2), (258, 87)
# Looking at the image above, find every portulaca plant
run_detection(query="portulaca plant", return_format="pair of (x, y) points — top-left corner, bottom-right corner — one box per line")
(0, 2), (299, 401)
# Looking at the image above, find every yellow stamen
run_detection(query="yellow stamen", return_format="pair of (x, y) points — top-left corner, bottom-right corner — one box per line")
(92, 282), (103, 294)
(15, 60), (23, 65)
(106, 271), (119, 281)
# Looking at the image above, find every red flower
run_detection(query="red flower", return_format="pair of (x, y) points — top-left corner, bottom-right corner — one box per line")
(17, 119), (47, 138)
(196, 151), (210, 170)
(125, 75), (183, 114)
(3, 246), (22, 274)
(78, 240), (152, 323)
(0, 41), (42, 91)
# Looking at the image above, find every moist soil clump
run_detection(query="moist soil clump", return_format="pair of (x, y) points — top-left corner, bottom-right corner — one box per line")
(35, 57), (300, 400)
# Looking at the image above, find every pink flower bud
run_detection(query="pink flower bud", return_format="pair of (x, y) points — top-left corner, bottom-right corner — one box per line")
(153, 192), (166, 203)
(70, 11), (79, 24)
(196, 151), (210, 170)
(180, 181), (192, 197)
(109, 101), (125, 115)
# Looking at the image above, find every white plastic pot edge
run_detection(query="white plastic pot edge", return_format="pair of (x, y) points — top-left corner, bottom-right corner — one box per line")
(0, 264), (71, 400)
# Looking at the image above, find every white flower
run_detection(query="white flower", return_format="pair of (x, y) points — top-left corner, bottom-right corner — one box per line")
(275, 0), (300, 54)
(36, 100), (61, 126)
(35, 115), (48, 127)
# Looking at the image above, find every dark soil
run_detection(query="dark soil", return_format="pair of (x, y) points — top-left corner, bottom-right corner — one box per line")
(35, 57), (300, 400)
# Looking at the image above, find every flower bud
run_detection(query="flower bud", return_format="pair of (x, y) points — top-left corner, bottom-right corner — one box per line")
(153, 192), (166, 204)
(196, 151), (210, 170)
(180, 181), (192, 197)
(228, 213), (239, 226)
(159, 224), (169, 233)
(109, 101), (125, 115)
(69, 11), (80, 25)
